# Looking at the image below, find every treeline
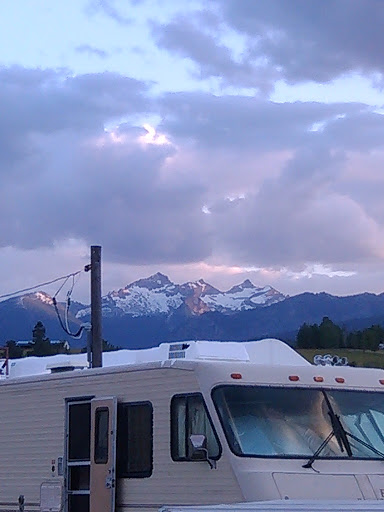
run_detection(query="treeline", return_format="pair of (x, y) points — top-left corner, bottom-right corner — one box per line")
(296, 316), (384, 351)
(4, 320), (119, 358)
(5, 321), (68, 358)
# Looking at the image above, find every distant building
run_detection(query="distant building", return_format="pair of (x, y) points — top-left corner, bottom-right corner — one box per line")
(15, 340), (70, 356)
(51, 340), (71, 352)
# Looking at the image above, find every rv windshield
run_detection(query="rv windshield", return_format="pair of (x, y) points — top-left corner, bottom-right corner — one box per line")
(212, 386), (384, 459)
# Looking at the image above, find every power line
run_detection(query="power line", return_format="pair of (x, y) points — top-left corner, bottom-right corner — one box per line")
(52, 271), (86, 339)
(0, 271), (82, 301)
(52, 296), (85, 339)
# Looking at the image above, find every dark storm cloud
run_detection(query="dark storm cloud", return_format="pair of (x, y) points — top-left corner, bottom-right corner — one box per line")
(321, 111), (384, 151)
(0, 130), (211, 264)
(0, 67), (211, 264)
(216, 0), (384, 82)
(158, 91), (384, 152)
(153, 16), (276, 92)
(155, 90), (384, 269)
(0, 67), (149, 129)
(153, 1), (384, 89)
(0, 66), (149, 169)
(1, 65), (384, 273)
(209, 147), (381, 267)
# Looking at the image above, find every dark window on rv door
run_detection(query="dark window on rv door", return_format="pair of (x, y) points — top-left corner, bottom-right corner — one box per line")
(117, 402), (153, 478)
(68, 402), (91, 461)
(171, 394), (220, 461)
(94, 407), (109, 464)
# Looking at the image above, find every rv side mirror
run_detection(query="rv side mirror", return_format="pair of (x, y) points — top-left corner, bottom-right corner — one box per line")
(190, 434), (206, 451)
(189, 434), (217, 470)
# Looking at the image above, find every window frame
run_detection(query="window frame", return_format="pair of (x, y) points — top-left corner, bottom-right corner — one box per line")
(117, 400), (153, 478)
(67, 401), (91, 462)
(170, 392), (222, 462)
(211, 384), (384, 461)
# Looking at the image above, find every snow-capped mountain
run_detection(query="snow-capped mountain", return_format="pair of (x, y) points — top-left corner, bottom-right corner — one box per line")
(76, 272), (287, 319)
(3, 280), (384, 350)
(203, 279), (286, 312)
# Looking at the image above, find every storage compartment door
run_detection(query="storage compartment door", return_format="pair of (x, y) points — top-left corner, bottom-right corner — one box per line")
(90, 397), (117, 512)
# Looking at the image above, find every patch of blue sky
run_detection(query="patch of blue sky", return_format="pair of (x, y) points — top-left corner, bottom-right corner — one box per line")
(272, 74), (384, 107)
(0, 0), (199, 93)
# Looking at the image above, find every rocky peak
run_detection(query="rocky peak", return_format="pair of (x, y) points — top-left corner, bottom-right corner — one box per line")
(181, 279), (221, 296)
(128, 272), (173, 290)
(227, 279), (260, 294)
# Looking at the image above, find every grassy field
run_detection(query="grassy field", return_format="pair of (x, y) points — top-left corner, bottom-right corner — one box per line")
(297, 348), (384, 369)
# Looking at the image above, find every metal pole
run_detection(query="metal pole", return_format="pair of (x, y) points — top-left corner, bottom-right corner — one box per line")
(91, 245), (102, 368)
(86, 327), (92, 368)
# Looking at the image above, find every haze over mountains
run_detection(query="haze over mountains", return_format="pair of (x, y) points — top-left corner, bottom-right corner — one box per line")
(1, 273), (384, 349)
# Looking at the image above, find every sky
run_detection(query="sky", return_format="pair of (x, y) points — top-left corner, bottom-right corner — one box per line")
(2, 0), (384, 303)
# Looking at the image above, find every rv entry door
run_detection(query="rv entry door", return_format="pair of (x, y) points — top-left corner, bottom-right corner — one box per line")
(90, 397), (117, 512)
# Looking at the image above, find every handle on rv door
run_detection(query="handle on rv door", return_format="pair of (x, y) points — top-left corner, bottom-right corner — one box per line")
(106, 468), (115, 489)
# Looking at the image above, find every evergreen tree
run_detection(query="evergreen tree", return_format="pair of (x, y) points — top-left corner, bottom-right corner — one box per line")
(346, 331), (362, 349)
(297, 319), (384, 352)
(318, 317), (343, 349)
(103, 340), (120, 352)
(296, 323), (319, 348)
(360, 325), (383, 351)
(81, 339), (121, 353)
(5, 340), (23, 359)
(31, 321), (52, 356)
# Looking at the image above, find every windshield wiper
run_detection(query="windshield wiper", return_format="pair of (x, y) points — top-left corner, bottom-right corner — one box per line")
(327, 408), (352, 457)
(303, 393), (352, 469)
(326, 400), (384, 458)
(344, 430), (384, 459)
(302, 430), (336, 468)
(304, 413), (384, 468)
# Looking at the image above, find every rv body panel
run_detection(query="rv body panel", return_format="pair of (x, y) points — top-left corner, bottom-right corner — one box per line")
(192, 360), (384, 501)
(0, 363), (242, 512)
(1, 340), (384, 509)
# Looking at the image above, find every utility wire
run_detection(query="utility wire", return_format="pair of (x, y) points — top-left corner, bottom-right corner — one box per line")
(52, 297), (85, 339)
(53, 275), (71, 299)
(0, 271), (82, 301)
(64, 273), (80, 333)
(0, 268), (87, 340)
(52, 271), (86, 339)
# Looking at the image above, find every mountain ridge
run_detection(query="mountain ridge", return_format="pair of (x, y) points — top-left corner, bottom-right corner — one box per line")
(76, 273), (287, 319)
(1, 274), (384, 349)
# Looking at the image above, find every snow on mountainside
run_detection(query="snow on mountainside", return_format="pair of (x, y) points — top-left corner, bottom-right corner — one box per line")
(103, 273), (184, 317)
(76, 272), (287, 318)
(203, 279), (285, 312)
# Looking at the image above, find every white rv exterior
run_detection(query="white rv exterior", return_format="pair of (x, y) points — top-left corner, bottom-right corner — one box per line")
(1, 339), (384, 512)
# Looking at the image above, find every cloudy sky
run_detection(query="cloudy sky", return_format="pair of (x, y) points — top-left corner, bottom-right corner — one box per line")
(1, 0), (384, 303)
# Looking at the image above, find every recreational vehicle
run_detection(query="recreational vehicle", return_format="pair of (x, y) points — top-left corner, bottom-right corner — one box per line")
(1, 338), (384, 512)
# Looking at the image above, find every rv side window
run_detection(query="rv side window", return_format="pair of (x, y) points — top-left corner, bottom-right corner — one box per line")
(117, 402), (153, 478)
(171, 394), (220, 461)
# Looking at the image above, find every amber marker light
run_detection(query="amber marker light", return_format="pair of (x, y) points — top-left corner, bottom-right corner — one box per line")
(231, 373), (242, 380)
(289, 375), (300, 382)
(313, 376), (324, 382)
(335, 377), (345, 383)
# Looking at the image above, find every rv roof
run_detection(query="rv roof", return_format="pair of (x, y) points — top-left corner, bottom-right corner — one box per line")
(2, 339), (309, 379)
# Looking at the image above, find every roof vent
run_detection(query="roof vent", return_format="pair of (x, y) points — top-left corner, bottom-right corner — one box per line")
(168, 343), (190, 359)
